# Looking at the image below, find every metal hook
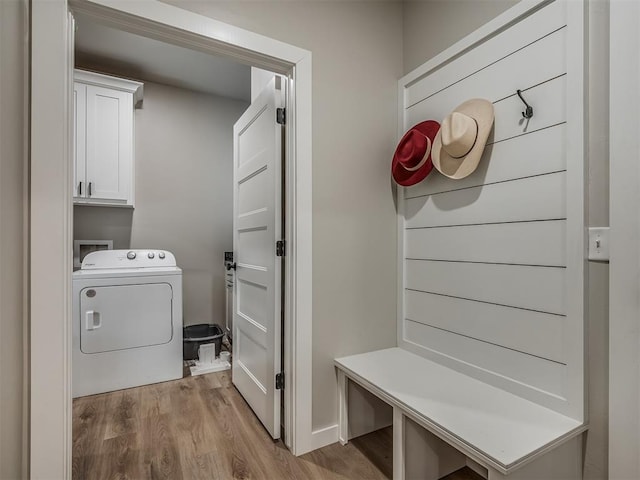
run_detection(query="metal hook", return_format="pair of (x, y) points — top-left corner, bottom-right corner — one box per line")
(517, 89), (533, 119)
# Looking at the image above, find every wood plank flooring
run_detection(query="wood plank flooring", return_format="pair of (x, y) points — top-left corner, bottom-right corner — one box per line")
(72, 371), (482, 479)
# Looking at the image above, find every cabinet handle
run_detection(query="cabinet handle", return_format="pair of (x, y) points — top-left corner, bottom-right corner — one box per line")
(88, 182), (92, 197)
(78, 181), (82, 196)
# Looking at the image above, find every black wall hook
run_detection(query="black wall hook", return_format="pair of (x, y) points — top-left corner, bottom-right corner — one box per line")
(517, 89), (534, 119)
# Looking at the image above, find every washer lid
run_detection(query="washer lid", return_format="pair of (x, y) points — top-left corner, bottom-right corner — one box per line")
(81, 249), (176, 269)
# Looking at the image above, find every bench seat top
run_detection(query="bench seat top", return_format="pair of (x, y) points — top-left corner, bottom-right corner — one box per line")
(335, 347), (585, 472)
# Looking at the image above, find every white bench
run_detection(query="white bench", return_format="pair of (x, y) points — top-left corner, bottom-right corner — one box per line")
(335, 348), (586, 480)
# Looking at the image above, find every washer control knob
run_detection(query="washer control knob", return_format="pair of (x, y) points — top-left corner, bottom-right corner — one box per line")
(127, 251), (136, 260)
(148, 252), (155, 259)
(158, 251), (166, 259)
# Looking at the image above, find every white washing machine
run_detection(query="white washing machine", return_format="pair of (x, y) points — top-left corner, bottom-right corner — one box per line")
(72, 249), (183, 398)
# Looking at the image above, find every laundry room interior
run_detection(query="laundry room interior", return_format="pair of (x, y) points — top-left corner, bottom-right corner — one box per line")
(72, 13), (252, 335)
(69, 9), (299, 472)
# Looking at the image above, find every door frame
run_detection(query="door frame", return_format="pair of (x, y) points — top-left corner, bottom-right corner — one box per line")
(609, 0), (640, 477)
(30, 0), (313, 476)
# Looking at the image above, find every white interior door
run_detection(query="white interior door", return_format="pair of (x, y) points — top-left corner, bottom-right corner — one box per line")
(233, 76), (284, 439)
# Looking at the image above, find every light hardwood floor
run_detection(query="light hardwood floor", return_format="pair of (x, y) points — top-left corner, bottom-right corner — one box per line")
(72, 371), (481, 479)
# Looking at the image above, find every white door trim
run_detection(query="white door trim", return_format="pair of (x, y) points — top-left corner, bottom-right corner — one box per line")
(609, 1), (640, 478)
(30, 1), (313, 477)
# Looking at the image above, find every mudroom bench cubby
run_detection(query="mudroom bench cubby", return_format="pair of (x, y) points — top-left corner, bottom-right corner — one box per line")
(336, 0), (588, 478)
(335, 348), (586, 479)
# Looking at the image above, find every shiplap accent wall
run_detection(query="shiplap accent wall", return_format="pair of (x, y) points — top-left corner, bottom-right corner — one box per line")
(397, 0), (585, 420)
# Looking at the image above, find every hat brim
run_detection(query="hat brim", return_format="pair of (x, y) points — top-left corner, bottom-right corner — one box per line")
(432, 99), (494, 179)
(392, 120), (440, 187)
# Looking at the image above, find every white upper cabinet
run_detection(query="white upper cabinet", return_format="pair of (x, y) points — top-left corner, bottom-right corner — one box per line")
(73, 70), (143, 207)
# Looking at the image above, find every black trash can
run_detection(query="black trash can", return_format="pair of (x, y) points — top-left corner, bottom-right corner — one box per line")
(183, 324), (224, 361)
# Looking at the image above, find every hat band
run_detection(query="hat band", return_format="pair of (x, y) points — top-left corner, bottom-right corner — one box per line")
(446, 118), (479, 159)
(403, 136), (431, 172)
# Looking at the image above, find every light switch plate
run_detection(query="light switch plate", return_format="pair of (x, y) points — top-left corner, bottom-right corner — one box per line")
(588, 227), (610, 261)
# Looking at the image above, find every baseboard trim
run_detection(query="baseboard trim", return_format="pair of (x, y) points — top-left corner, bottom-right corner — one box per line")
(310, 424), (339, 451)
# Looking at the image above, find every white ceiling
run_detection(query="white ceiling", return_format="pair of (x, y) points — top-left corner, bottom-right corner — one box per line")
(74, 14), (251, 102)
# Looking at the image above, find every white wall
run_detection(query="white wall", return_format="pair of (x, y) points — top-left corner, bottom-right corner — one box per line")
(74, 80), (248, 327)
(0, 0), (28, 477)
(585, 2), (610, 478)
(161, 0), (403, 432)
(402, 0), (518, 75)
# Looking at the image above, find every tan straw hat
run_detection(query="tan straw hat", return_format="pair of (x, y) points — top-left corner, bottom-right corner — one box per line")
(432, 99), (495, 179)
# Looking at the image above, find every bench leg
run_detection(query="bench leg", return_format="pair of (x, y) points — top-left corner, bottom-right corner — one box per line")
(338, 370), (349, 445)
(393, 407), (405, 480)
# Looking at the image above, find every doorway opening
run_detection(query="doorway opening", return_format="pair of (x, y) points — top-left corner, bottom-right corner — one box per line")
(69, 8), (288, 458)
(30, 1), (313, 475)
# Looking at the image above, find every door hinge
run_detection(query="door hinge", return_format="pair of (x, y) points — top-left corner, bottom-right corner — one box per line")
(276, 108), (286, 125)
(275, 372), (284, 390)
(276, 240), (286, 257)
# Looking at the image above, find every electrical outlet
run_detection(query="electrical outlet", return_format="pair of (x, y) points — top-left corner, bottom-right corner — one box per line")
(588, 227), (610, 261)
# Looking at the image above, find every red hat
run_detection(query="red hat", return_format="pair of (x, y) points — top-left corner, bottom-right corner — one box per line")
(392, 120), (440, 186)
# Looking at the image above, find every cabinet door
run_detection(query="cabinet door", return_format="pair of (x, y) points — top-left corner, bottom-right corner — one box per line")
(73, 82), (87, 198)
(85, 85), (132, 202)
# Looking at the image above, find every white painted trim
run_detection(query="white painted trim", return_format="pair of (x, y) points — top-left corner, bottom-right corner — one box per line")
(310, 424), (340, 451)
(396, 81), (406, 349)
(609, 1), (640, 478)
(337, 369), (348, 445)
(287, 55), (314, 456)
(69, 0), (301, 73)
(74, 69), (144, 106)
(30, 0), (313, 475)
(30, 3), (74, 477)
(562, 0), (587, 425)
(393, 408), (406, 480)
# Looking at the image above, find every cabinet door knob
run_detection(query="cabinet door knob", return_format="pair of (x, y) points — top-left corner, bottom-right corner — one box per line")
(88, 182), (92, 197)
(78, 181), (82, 196)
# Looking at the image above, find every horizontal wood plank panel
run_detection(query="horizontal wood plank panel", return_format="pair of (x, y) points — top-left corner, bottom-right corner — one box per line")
(396, 0), (585, 420)
(405, 124), (566, 198)
(405, 290), (564, 363)
(405, 172), (566, 229)
(406, 74), (566, 147)
(403, 320), (565, 397)
(405, 260), (565, 315)
(405, 0), (565, 104)
(405, 220), (566, 266)
(407, 27), (566, 113)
